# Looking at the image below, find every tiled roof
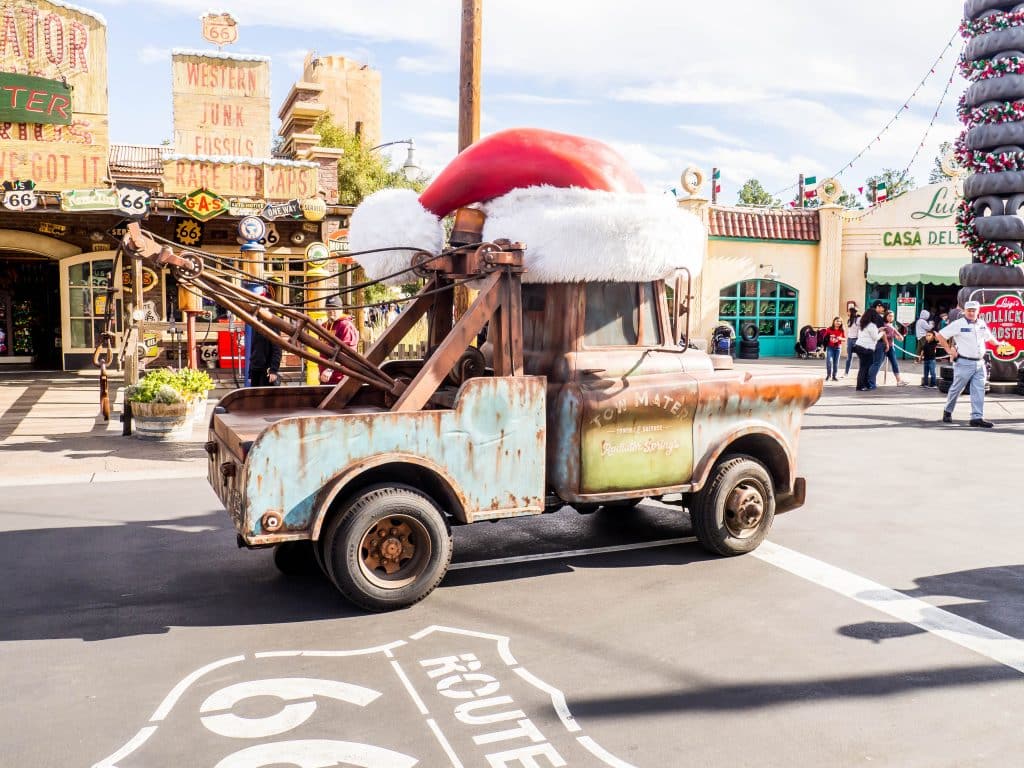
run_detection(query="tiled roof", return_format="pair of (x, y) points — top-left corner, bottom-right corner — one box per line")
(108, 144), (168, 176)
(709, 207), (820, 242)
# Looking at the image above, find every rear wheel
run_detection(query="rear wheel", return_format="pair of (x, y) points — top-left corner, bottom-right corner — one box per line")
(323, 484), (452, 612)
(690, 455), (775, 556)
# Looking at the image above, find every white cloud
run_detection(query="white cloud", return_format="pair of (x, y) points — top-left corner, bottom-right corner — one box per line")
(396, 56), (452, 75)
(679, 125), (751, 148)
(492, 93), (590, 106)
(398, 93), (458, 121)
(137, 46), (170, 65)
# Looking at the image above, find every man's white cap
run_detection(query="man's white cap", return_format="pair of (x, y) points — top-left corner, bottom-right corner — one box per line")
(964, 300), (981, 310)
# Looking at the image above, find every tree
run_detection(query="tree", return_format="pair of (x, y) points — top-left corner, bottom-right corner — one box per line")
(929, 141), (953, 184)
(865, 169), (915, 203)
(313, 114), (428, 205)
(737, 178), (781, 207)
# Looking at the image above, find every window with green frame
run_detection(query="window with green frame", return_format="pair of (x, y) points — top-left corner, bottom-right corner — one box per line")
(718, 280), (798, 338)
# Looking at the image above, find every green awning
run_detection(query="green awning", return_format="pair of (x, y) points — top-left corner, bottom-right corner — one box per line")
(866, 256), (963, 286)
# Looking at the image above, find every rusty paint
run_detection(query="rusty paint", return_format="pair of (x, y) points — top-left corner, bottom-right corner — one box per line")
(226, 377), (546, 542)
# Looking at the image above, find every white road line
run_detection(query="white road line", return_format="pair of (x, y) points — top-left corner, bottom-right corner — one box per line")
(753, 541), (1024, 675)
(513, 667), (580, 733)
(426, 718), (466, 768)
(91, 725), (157, 768)
(150, 655), (246, 721)
(448, 537), (697, 571)
(577, 735), (640, 768)
(390, 660), (429, 716)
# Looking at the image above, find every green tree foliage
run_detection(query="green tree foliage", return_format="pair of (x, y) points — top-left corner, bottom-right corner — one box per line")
(865, 168), (916, 203)
(929, 141), (953, 184)
(313, 115), (428, 205)
(737, 178), (781, 207)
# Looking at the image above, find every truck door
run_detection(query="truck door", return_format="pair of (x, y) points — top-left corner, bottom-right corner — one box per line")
(574, 281), (699, 494)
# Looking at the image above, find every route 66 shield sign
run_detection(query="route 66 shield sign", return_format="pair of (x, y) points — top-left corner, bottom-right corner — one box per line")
(93, 626), (635, 768)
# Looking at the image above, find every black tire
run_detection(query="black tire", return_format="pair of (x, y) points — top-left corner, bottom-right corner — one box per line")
(322, 484), (452, 612)
(968, 122), (1024, 151)
(740, 323), (759, 341)
(965, 169), (1024, 198)
(940, 364), (954, 381)
(960, 262), (1024, 286)
(736, 348), (759, 360)
(690, 455), (775, 556)
(938, 379), (952, 394)
(965, 0), (1024, 22)
(965, 28), (1024, 64)
(973, 215), (1024, 240)
(273, 541), (321, 577)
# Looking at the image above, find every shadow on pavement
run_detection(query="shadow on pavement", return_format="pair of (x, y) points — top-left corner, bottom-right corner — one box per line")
(567, 662), (1018, 716)
(838, 565), (1024, 644)
(0, 502), (704, 642)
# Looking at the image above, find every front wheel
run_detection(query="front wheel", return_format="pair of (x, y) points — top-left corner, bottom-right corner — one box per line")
(323, 484), (452, 612)
(690, 456), (775, 556)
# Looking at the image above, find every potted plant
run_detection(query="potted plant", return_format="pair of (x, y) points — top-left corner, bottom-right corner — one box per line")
(126, 368), (214, 440)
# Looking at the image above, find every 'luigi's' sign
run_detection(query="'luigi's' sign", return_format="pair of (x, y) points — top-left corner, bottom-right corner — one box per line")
(0, 73), (73, 126)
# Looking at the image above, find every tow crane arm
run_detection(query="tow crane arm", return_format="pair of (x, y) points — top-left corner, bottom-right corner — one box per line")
(120, 221), (526, 412)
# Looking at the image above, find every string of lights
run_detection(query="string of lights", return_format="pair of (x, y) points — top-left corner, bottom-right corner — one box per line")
(769, 30), (960, 199)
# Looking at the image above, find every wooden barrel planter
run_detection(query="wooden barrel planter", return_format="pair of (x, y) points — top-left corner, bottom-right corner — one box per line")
(131, 400), (197, 441)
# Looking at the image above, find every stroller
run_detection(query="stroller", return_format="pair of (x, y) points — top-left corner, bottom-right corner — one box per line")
(795, 325), (825, 359)
(710, 323), (735, 356)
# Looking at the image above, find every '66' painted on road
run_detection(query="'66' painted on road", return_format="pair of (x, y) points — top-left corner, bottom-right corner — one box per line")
(94, 626), (636, 768)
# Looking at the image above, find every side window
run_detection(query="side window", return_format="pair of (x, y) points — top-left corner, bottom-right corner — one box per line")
(584, 283), (639, 346)
(640, 282), (663, 346)
(522, 284), (547, 351)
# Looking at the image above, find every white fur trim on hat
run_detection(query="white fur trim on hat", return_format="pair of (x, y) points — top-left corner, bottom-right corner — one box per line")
(349, 188), (445, 285)
(482, 186), (705, 283)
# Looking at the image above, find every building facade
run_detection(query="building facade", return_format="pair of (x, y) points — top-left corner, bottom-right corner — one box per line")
(0, 1), (380, 372)
(685, 179), (969, 356)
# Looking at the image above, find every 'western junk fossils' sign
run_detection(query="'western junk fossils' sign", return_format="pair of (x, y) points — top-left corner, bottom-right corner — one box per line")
(172, 50), (271, 158)
(0, 1), (109, 191)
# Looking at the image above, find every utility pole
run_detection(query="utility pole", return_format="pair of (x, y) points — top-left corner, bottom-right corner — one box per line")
(454, 0), (482, 319)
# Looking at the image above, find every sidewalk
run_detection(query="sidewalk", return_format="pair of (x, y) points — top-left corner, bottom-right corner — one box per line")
(2, 358), (1022, 487)
(0, 370), (213, 487)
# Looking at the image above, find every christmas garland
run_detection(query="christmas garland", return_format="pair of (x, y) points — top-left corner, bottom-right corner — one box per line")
(958, 148), (1024, 173)
(959, 54), (1024, 81)
(956, 198), (1024, 266)
(958, 95), (1024, 125)
(961, 9), (1024, 39)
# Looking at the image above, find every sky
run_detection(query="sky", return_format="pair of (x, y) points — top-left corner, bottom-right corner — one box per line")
(88, 0), (968, 205)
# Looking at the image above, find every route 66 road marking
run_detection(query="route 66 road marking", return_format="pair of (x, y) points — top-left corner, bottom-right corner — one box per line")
(94, 626), (636, 768)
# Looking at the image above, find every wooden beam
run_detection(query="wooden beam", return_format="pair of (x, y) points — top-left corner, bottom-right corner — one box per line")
(458, 0), (482, 152)
(318, 280), (438, 409)
(392, 272), (501, 413)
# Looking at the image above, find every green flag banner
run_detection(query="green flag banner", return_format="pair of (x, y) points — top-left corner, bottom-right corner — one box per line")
(0, 73), (73, 126)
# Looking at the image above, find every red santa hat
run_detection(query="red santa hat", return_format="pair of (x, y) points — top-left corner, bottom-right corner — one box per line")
(348, 127), (705, 284)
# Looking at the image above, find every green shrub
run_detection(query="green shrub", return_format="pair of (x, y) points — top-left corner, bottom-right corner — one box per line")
(126, 368), (214, 404)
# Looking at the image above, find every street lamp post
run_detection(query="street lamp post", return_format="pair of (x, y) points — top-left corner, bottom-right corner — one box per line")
(369, 139), (421, 180)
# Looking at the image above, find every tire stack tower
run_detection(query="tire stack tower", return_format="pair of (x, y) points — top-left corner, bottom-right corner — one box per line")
(958, 0), (1024, 389)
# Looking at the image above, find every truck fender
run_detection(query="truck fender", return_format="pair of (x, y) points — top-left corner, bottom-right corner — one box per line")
(691, 424), (795, 495)
(310, 453), (469, 539)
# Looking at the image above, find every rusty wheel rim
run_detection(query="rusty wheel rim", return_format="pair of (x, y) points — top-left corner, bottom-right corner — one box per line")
(724, 482), (765, 539)
(358, 515), (432, 589)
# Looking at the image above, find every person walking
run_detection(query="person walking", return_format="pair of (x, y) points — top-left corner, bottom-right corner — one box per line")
(247, 329), (281, 387)
(842, 305), (860, 378)
(319, 295), (359, 385)
(882, 310), (909, 386)
(916, 329), (940, 387)
(867, 301), (888, 389)
(935, 300), (996, 427)
(854, 308), (884, 391)
(824, 316), (845, 381)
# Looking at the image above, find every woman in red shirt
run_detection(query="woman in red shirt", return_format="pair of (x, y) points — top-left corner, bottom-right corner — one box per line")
(824, 316), (845, 381)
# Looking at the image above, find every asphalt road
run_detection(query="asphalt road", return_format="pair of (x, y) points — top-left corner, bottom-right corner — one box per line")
(3, 385), (1024, 767)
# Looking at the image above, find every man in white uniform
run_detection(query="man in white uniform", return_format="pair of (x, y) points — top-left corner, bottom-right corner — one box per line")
(935, 300), (997, 427)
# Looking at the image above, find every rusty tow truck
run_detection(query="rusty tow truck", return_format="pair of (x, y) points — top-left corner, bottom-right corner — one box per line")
(123, 218), (821, 612)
